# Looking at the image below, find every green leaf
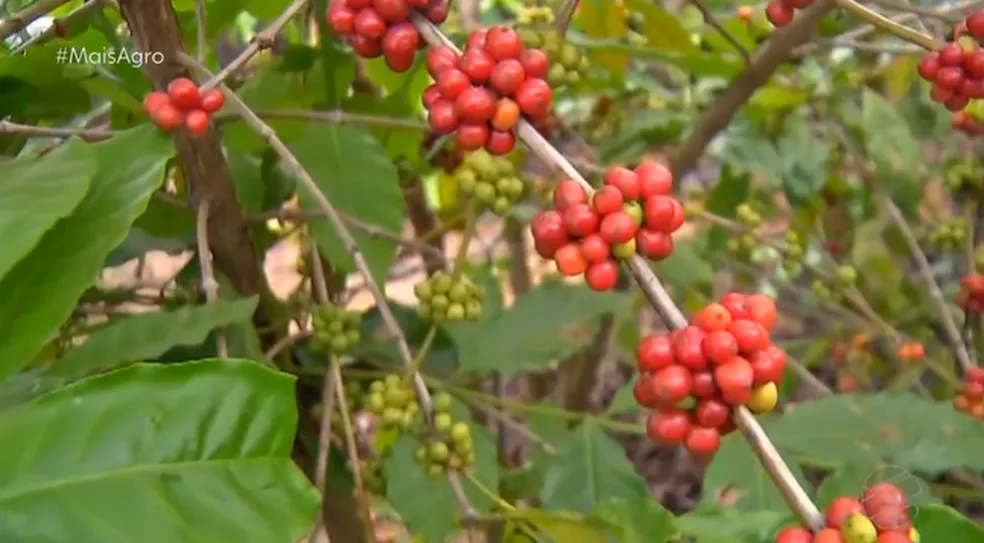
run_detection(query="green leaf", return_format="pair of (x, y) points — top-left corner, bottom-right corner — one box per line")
(702, 428), (811, 512)
(289, 124), (404, 289)
(227, 149), (266, 213)
(0, 126), (173, 382)
(450, 282), (633, 374)
(576, 1), (630, 74)
(0, 138), (97, 281)
(223, 65), (313, 149)
(540, 420), (650, 513)
(913, 504), (984, 540)
(750, 85), (810, 111)
(607, 378), (643, 414)
(678, 508), (789, 542)
(767, 393), (984, 473)
(592, 497), (679, 543)
(652, 234), (713, 293)
(623, 0), (698, 52)
(0, 359), (318, 542)
(386, 421), (499, 542)
(859, 89), (921, 211)
(513, 508), (612, 543)
(777, 121), (829, 206)
(39, 297), (259, 390)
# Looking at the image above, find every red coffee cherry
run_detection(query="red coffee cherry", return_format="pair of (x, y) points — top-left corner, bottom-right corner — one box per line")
(484, 26), (524, 61)
(167, 77), (201, 109)
(371, 0), (409, 22)
(455, 86), (497, 123)
(184, 109), (209, 135)
(199, 89), (225, 113)
(514, 78), (553, 119)
(353, 9), (386, 39)
(489, 59), (527, 96)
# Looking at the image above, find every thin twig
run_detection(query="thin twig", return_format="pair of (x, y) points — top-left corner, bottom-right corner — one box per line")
(687, 0), (751, 64)
(195, 0), (206, 61)
(195, 198), (229, 357)
(862, 0), (964, 23)
(179, 51), (478, 518)
(263, 330), (312, 361)
(409, 13), (824, 531)
(199, 0), (309, 90)
(833, 0), (939, 50)
(883, 197), (974, 373)
(556, 0), (578, 35)
(0, 0), (71, 41)
(9, 0), (109, 54)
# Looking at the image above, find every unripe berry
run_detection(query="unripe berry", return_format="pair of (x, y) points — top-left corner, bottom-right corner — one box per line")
(746, 382), (778, 413)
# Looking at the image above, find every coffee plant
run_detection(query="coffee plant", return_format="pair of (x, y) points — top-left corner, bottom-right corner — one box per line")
(5, 0), (984, 541)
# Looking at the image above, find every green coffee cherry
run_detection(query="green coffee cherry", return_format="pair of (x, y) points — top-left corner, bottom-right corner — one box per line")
(414, 271), (485, 323)
(453, 150), (525, 215)
(311, 303), (363, 355)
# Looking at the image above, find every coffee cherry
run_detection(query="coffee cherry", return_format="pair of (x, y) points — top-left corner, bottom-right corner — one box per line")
(514, 77), (553, 119)
(552, 179), (589, 211)
(814, 528), (845, 543)
(311, 303), (363, 355)
(349, 34), (383, 58)
(145, 93), (184, 132)
(841, 513), (877, 543)
(167, 77), (201, 109)
(827, 496), (865, 529)
(451, 150), (525, 212)
(584, 260), (619, 291)
(185, 109), (209, 135)
(372, 0), (409, 22)
(684, 426), (720, 455)
(968, 11), (984, 39)
(645, 409), (691, 444)
(199, 89), (225, 113)
(456, 122), (489, 150)
(747, 382), (778, 413)
(414, 271), (484, 322)
(491, 98), (521, 131)
(651, 364), (693, 404)
(427, 47), (458, 78)
(328, 1), (357, 33)
(765, 1), (794, 27)
(520, 49), (549, 79)
(775, 527), (814, 543)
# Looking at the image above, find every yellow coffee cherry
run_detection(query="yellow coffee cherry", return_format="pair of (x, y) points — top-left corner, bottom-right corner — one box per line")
(747, 382), (779, 414)
(841, 513), (877, 543)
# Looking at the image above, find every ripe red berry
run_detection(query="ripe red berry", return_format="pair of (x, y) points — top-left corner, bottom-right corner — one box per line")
(692, 302), (733, 332)
(694, 398), (730, 428)
(437, 69), (470, 100)
(143, 91), (170, 113)
(968, 11), (984, 39)
(149, 102), (184, 132)
(456, 122), (489, 150)
(633, 374), (661, 408)
(552, 179), (588, 211)
(635, 229), (673, 260)
(422, 85), (441, 108)
(167, 77), (201, 109)
(484, 26), (524, 61)
(765, 1), (794, 27)
(860, 483), (910, 531)
(427, 100), (459, 133)
(702, 330), (739, 365)
(349, 34), (383, 57)
(585, 260), (619, 291)
(485, 129), (516, 155)
(519, 49), (549, 79)
(199, 89), (225, 113)
(635, 160), (673, 198)
(692, 370), (716, 397)
(489, 59), (527, 96)
(554, 242), (587, 276)
(673, 326), (709, 370)
(684, 426), (720, 455)
(714, 356), (754, 405)
(348, 0), (372, 9)
(729, 319), (769, 353)
(459, 48), (496, 83)
(466, 30), (487, 50)
(531, 210), (568, 258)
(604, 166), (641, 200)
(874, 533), (912, 543)
(637, 334), (675, 372)
(646, 409), (692, 444)
(651, 364), (693, 404)
(745, 293), (777, 330)
(579, 234), (611, 264)
(514, 78), (553, 119)
(563, 203), (600, 237)
(382, 22), (419, 57)
(591, 185), (624, 216)
(455, 86), (497, 123)
(930, 82), (954, 103)
(939, 42), (964, 66)
(936, 66), (965, 89)
(425, 2), (447, 23)
(964, 50), (984, 78)
(917, 51), (940, 80)
(813, 529), (845, 543)
(749, 345), (786, 385)
(719, 292), (749, 319)
(371, 0), (409, 21)
(644, 195), (684, 233)
(327, 2), (356, 33)
(946, 94), (970, 112)
(599, 211), (638, 244)
(775, 527), (813, 543)
(825, 496), (864, 529)
(961, 78), (984, 99)
(354, 9), (386, 38)
(491, 98), (521, 130)
(184, 109), (209, 135)
(426, 46), (458, 78)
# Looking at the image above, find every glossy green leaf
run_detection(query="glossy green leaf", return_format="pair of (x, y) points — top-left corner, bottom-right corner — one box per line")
(768, 393), (984, 472)
(913, 504), (984, 540)
(0, 139), (96, 282)
(576, 1), (630, 74)
(678, 508), (789, 543)
(223, 65), (313, 149)
(289, 124), (404, 289)
(623, 0), (697, 52)
(514, 508), (612, 543)
(227, 150), (267, 213)
(859, 89), (921, 212)
(540, 420), (650, 513)
(592, 497), (679, 543)
(39, 297), (259, 390)
(702, 427), (811, 511)
(0, 359), (318, 542)
(777, 121), (829, 206)
(386, 419), (498, 542)
(0, 126), (173, 382)
(450, 282), (633, 374)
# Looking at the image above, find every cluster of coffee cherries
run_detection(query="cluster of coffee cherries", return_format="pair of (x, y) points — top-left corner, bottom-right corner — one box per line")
(957, 273), (984, 313)
(811, 265), (858, 304)
(927, 218), (968, 251)
(944, 159), (983, 192)
(516, 7), (590, 88)
(362, 374), (420, 431)
(529, 161), (683, 291)
(310, 303), (363, 355)
(452, 149), (525, 214)
(916, 11), (984, 113)
(414, 392), (475, 476)
(413, 271), (484, 322)
(637, 293), (786, 456)
(422, 26), (553, 155)
(776, 483), (920, 542)
(326, 0), (447, 72)
(952, 111), (984, 135)
(726, 203), (764, 257)
(143, 78), (224, 135)
(953, 366), (984, 419)
(764, 0), (815, 28)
